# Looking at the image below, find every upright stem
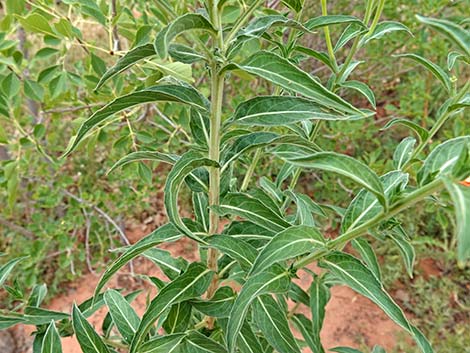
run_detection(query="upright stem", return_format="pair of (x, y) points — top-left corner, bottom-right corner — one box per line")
(321, 0), (337, 72)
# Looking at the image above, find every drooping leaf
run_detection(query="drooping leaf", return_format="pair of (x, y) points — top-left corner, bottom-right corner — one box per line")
(104, 289), (140, 343)
(381, 118), (429, 144)
(294, 46), (336, 71)
(320, 252), (433, 353)
(393, 137), (416, 170)
(395, 54), (452, 93)
(191, 286), (235, 318)
(291, 314), (322, 353)
(95, 43), (156, 90)
(309, 275), (330, 353)
(250, 225), (325, 275)
(387, 226), (416, 278)
(72, 304), (111, 353)
(341, 171), (408, 232)
(284, 152), (386, 207)
(228, 51), (362, 115)
(351, 238), (381, 280)
(164, 150), (218, 240)
(41, 321), (62, 353)
(362, 21), (412, 44)
(139, 333), (186, 353)
(108, 151), (177, 174)
(143, 248), (188, 280)
(207, 235), (258, 272)
(226, 265), (290, 353)
(213, 193), (291, 233)
(154, 13), (216, 59)
(63, 85), (209, 157)
(341, 80), (376, 108)
(416, 15), (470, 57)
(94, 223), (183, 298)
(130, 263), (213, 352)
(252, 295), (301, 353)
(231, 96), (366, 126)
(443, 179), (470, 263)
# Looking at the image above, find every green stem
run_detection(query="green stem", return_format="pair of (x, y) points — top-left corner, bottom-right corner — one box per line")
(321, 0), (338, 72)
(366, 0), (385, 36)
(224, 0), (264, 48)
(294, 178), (444, 269)
(240, 149), (262, 192)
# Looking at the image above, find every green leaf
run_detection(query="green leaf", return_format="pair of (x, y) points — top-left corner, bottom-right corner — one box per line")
(352, 238), (381, 281)
(393, 137), (416, 170)
(24, 79), (45, 102)
(63, 85), (208, 157)
(154, 13), (216, 59)
(207, 235), (258, 272)
(381, 118), (429, 144)
(362, 21), (412, 44)
(252, 295), (301, 353)
(41, 321), (62, 353)
(305, 15), (365, 30)
(395, 54), (452, 93)
(164, 150), (218, 240)
(184, 330), (228, 353)
(331, 348), (364, 353)
(238, 323), (264, 353)
(231, 96), (366, 126)
(94, 223), (183, 298)
(28, 284), (48, 307)
(1, 72), (21, 98)
(191, 286), (235, 318)
(139, 333), (186, 353)
(342, 171), (408, 232)
(309, 275), (330, 353)
(282, 0), (303, 12)
(162, 301), (192, 334)
(95, 43), (156, 90)
(250, 225), (325, 275)
(285, 152), (386, 207)
(0, 256), (26, 286)
(23, 307), (69, 325)
(130, 263), (213, 352)
(294, 46), (336, 72)
(213, 193), (291, 233)
(104, 289), (140, 343)
(226, 265), (290, 353)
(443, 179), (470, 263)
(72, 304), (111, 353)
(447, 51), (468, 70)
(16, 13), (57, 37)
(416, 15), (470, 57)
(108, 151), (177, 174)
(291, 314), (321, 353)
(0, 315), (26, 330)
(418, 136), (470, 184)
(341, 80), (376, 108)
(169, 43), (206, 64)
(320, 252), (433, 353)
(230, 51), (362, 115)
(144, 248), (188, 280)
(387, 226), (415, 278)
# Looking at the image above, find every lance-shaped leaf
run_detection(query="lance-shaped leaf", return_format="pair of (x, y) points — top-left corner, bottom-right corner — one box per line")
(28, 284), (48, 307)
(213, 193), (291, 233)
(95, 44), (156, 90)
(165, 151), (218, 240)
(191, 286), (235, 318)
(94, 223), (182, 298)
(331, 348), (364, 353)
(228, 51), (362, 115)
(104, 290), (140, 343)
(231, 96), (366, 126)
(23, 307), (69, 325)
(144, 248), (188, 280)
(193, 192), (209, 232)
(309, 275), (330, 353)
(382, 118), (429, 144)
(139, 333), (186, 353)
(320, 252), (433, 353)
(393, 137), (416, 170)
(294, 46), (336, 71)
(163, 301), (192, 334)
(207, 235), (258, 272)
(285, 152), (386, 207)
(305, 15), (365, 30)
(252, 295), (301, 353)
(154, 13), (216, 58)
(352, 238), (381, 281)
(341, 171), (408, 232)
(184, 330), (228, 353)
(444, 179), (470, 263)
(238, 322), (264, 353)
(0, 256), (27, 286)
(250, 225), (325, 275)
(335, 25), (366, 52)
(224, 221), (275, 242)
(169, 43), (206, 64)
(418, 136), (470, 185)
(0, 315), (26, 330)
(63, 85), (209, 157)
(395, 54), (452, 93)
(291, 314), (322, 353)
(416, 15), (470, 57)
(387, 226), (415, 278)
(102, 290), (141, 337)
(41, 321), (62, 353)
(130, 263), (213, 352)
(226, 265), (290, 353)
(341, 80), (376, 108)
(362, 21), (412, 44)
(108, 151), (177, 174)
(72, 304), (111, 353)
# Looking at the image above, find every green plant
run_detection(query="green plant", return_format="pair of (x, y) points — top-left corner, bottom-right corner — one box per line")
(1, 1), (470, 352)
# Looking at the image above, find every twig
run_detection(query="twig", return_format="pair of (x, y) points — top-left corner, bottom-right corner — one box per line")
(81, 208), (97, 275)
(0, 216), (35, 239)
(110, 0), (122, 52)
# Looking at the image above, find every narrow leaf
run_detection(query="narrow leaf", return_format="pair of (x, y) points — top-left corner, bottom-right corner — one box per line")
(104, 289), (140, 343)
(72, 304), (111, 353)
(0, 256), (26, 286)
(41, 321), (62, 353)
(393, 137), (416, 170)
(108, 151), (177, 174)
(184, 330), (228, 353)
(207, 235), (258, 272)
(139, 333), (186, 353)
